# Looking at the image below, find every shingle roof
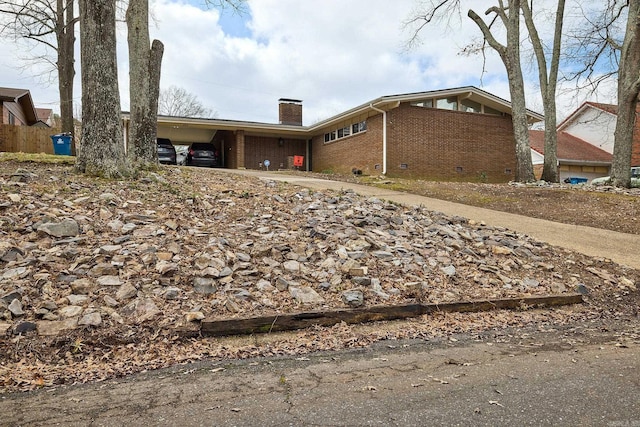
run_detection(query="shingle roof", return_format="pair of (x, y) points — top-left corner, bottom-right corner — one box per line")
(0, 87), (38, 125)
(584, 101), (640, 115)
(35, 108), (53, 121)
(0, 87), (30, 101)
(557, 101), (640, 166)
(529, 130), (612, 163)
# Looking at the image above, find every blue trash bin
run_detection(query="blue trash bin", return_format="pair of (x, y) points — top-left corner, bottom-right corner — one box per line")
(569, 177), (588, 184)
(51, 134), (72, 156)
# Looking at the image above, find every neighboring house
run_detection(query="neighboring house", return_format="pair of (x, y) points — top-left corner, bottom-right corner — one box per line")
(35, 108), (54, 127)
(529, 130), (612, 183)
(127, 86), (543, 183)
(557, 101), (640, 167)
(0, 87), (39, 126)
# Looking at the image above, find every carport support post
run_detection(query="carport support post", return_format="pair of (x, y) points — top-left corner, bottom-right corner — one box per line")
(235, 130), (245, 169)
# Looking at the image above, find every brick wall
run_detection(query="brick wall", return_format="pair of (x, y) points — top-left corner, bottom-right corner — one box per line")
(224, 130), (245, 169)
(244, 136), (307, 170)
(211, 130), (232, 168)
(311, 103), (517, 182)
(279, 101), (303, 126)
(311, 114), (383, 175)
(385, 103), (516, 182)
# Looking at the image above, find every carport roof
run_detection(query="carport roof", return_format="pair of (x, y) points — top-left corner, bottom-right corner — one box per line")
(153, 114), (310, 137)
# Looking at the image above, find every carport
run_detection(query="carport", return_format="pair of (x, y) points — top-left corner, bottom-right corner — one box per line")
(121, 112), (311, 171)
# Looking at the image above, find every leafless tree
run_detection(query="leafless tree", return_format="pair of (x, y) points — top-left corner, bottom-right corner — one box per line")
(522, 0), (566, 183)
(158, 86), (215, 118)
(76, 0), (243, 176)
(612, 0), (640, 187)
(0, 0), (78, 145)
(126, 0), (164, 167)
(76, 0), (129, 178)
(406, 0), (536, 182)
(566, 1), (639, 188)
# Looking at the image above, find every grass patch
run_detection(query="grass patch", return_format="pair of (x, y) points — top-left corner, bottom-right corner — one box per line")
(0, 152), (76, 165)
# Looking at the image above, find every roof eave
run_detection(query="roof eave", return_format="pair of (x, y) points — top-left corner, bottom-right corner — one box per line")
(123, 113), (311, 137)
(308, 86), (544, 131)
(559, 159), (612, 166)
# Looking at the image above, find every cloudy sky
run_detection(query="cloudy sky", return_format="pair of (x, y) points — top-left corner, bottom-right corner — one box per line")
(0, 0), (619, 126)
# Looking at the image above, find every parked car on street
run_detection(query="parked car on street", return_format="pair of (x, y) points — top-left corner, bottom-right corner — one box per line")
(186, 142), (218, 167)
(157, 138), (177, 165)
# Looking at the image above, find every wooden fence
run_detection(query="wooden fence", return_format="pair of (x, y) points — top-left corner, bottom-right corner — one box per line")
(0, 124), (62, 155)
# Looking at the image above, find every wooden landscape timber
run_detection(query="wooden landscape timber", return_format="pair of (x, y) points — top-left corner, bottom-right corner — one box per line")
(201, 293), (584, 337)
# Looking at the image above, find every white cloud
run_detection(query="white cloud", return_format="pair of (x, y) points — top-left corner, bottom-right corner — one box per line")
(0, 0), (621, 126)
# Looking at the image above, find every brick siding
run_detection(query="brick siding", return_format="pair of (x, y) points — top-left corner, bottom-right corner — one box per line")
(244, 136), (307, 170)
(279, 102), (303, 126)
(311, 103), (517, 182)
(311, 114), (383, 175)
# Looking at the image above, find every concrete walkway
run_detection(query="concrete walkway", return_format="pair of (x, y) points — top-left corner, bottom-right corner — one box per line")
(222, 169), (640, 270)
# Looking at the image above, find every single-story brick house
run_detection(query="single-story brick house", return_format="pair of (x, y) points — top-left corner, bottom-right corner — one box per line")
(123, 86), (544, 182)
(529, 130), (612, 183)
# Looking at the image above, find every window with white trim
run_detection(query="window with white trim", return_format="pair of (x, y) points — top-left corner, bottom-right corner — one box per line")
(324, 120), (366, 144)
(410, 95), (506, 117)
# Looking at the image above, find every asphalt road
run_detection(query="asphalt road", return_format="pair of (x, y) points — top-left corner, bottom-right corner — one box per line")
(2, 325), (638, 426)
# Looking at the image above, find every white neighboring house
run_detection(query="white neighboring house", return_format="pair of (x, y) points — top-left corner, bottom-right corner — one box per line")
(557, 102), (618, 154)
(532, 101), (640, 183)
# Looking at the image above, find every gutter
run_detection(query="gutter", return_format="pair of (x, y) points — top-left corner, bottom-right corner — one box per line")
(369, 103), (387, 175)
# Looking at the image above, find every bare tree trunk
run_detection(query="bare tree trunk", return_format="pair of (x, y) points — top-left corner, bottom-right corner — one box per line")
(76, 0), (129, 178)
(149, 39), (164, 122)
(56, 0), (77, 153)
(469, 0), (535, 182)
(611, 0), (640, 188)
(522, 0), (565, 183)
(126, 0), (163, 167)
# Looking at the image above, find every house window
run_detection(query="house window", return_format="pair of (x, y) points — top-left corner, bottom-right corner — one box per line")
(337, 126), (350, 138)
(436, 97), (458, 110)
(461, 99), (481, 113)
(410, 99), (433, 108)
(8, 112), (16, 125)
(324, 120), (366, 144)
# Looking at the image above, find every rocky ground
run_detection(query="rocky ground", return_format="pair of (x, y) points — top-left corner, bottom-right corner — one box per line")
(1, 161), (639, 393)
(308, 173), (640, 235)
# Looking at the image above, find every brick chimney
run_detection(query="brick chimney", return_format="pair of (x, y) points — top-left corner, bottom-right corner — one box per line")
(279, 98), (303, 125)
